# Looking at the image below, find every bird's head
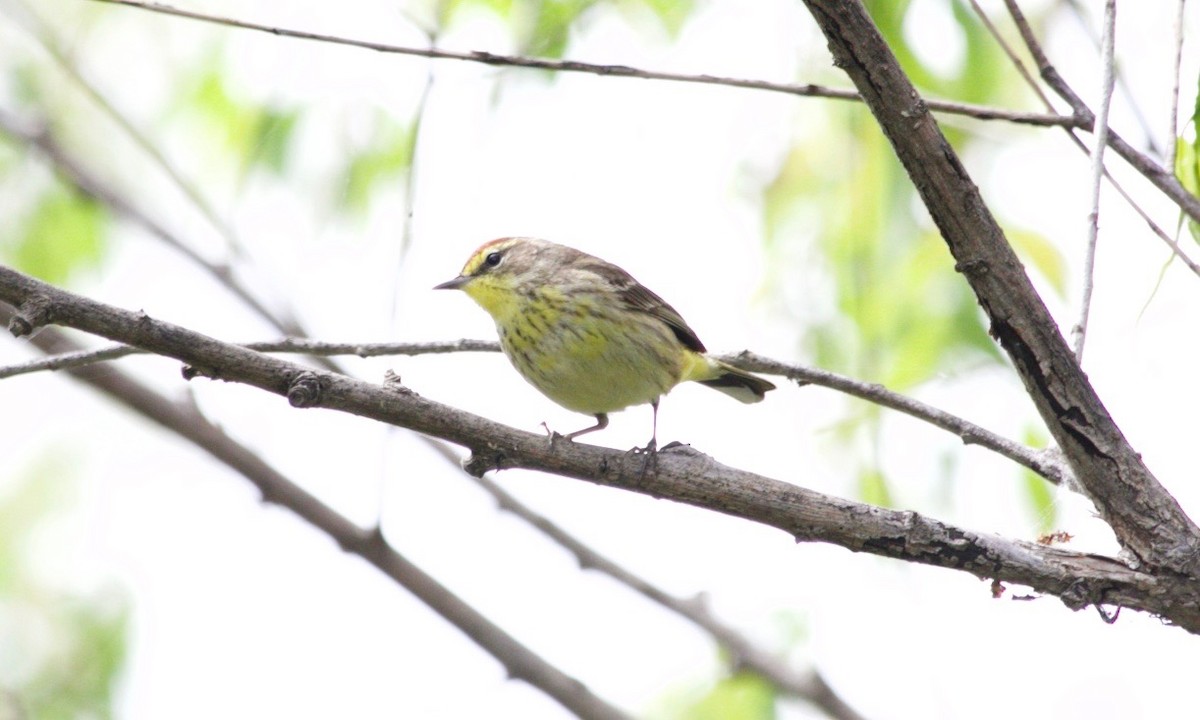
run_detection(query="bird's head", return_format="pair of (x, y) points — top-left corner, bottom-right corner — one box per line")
(435, 237), (572, 319)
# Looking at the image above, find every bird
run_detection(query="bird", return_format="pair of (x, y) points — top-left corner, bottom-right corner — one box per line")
(435, 237), (775, 448)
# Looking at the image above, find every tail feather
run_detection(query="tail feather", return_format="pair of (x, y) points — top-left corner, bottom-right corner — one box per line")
(696, 360), (775, 404)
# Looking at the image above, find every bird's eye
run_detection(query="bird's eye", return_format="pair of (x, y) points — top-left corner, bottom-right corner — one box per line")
(484, 252), (503, 267)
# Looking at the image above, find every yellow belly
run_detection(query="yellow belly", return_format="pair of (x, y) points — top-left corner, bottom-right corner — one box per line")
(496, 298), (686, 414)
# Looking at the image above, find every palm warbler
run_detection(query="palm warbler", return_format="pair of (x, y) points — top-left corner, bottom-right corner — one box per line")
(435, 237), (775, 446)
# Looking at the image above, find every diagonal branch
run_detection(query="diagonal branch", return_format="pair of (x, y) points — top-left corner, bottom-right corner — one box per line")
(966, 0), (1200, 279)
(0, 302), (630, 720)
(3, 264), (1198, 631)
(470, 475), (868, 720)
(798, 0), (1200, 574)
(729, 352), (1071, 487)
(1001, 0), (1200, 224)
(85, 0), (1077, 129)
(0, 108), (342, 373)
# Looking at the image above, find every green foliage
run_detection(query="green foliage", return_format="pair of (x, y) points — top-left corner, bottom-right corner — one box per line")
(2, 185), (108, 285)
(629, 0), (695, 36)
(523, 0), (597, 57)
(1172, 67), (1200, 242)
(685, 673), (775, 720)
(438, 0), (697, 57)
(182, 65), (299, 176)
(1020, 428), (1057, 533)
(338, 118), (416, 213)
(0, 452), (129, 720)
(857, 468), (894, 508)
(660, 673), (776, 720)
(764, 1), (1043, 502)
(1008, 227), (1068, 298)
(773, 113), (999, 390)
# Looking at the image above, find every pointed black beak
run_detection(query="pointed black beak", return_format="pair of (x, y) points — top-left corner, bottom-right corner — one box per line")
(434, 276), (469, 290)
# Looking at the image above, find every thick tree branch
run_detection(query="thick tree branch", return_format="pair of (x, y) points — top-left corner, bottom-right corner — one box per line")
(4, 266), (1199, 631)
(85, 0), (1077, 129)
(0, 303), (629, 720)
(799, 0), (1200, 575)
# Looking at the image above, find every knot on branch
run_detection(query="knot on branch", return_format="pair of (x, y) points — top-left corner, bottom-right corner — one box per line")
(287, 371), (323, 408)
(7, 295), (52, 338)
(953, 258), (990, 277)
(463, 448), (506, 477)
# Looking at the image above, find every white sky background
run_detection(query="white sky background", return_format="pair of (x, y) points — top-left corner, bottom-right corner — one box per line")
(3, 0), (1200, 718)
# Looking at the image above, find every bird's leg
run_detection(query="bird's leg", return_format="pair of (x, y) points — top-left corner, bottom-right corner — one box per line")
(627, 399), (659, 484)
(563, 413), (609, 442)
(643, 398), (660, 454)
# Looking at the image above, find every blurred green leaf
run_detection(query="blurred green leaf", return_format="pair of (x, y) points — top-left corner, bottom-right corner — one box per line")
(1022, 471), (1056, 535)
(1020, 428), (1057, 533)
(521, 0), (597, 57)
(1175, 136), (1199, 196)
(182, 66), (298, 176)
(1008, 227), (1068, 299)
(5, 186), (108, 285)
(0, 451), (129, 720)
(1173, 137), (1200, 243)
(439, 0), (515, 28)
(339, 119), (415, 213)
(625, 0), (695, 36)
(679, 673), (775, 720)
(248, 108), (300, 175)
(858, 468), (894, 507)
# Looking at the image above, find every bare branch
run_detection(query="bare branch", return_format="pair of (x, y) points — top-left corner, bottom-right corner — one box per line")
(85, 0), (1078, 129)
(727, 352), (1071, 487)
(1071, 0), (1118, 361)
(1002, 0), (1200, 224)
(1061, 0), (1161, 158)
(967, 0), (1200, 278)
(0, 303), (630, 720)
(471, 475), (868, 720)
(0, 338), (501, 379)
(1168, 0), (1188, 164)
(3, 265), (1198, 631)
(800, 0), (1200, 575)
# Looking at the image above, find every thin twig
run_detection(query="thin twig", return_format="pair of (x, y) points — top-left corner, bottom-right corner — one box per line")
(84, 0), (1078, 129)
(966, 0), (1056, 109)
(470, 474), (868, 720)
(1002, 0), (1200, 225)
(728, 352), (1071, 487)
(0, 338), (499, 379)
(1061, 0), (1160, 158)
(1168, 0), (1188, 163)
(968, 1), (1200, 278)
(1071, 0), (1118, 361)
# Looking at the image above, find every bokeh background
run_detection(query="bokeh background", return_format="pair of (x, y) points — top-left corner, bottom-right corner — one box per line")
(2, 0), (1199, 717)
